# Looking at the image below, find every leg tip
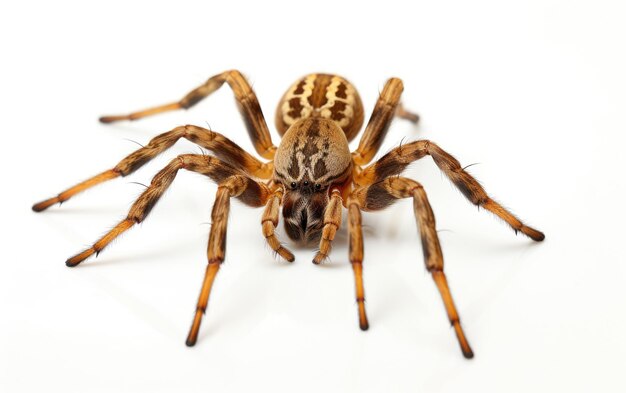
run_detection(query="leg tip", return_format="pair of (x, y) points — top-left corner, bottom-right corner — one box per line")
(533, 232), (546, 242)
(277, 248), (295, 263)
(312, 252), (326, 265)
(99, 115), (128, 124)
(185, 338), (197, 347)
(407, 113), (420, 124)
(65, 249), (94, 267)
(32, 198), (57, 212)
(523, 227), (545, 242)
(357, 303), (369, 331)
(452, 321), (474, 359)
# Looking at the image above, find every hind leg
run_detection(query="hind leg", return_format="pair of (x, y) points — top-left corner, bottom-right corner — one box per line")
(100, 70), (277, 159)
(352, 77), (418, 166)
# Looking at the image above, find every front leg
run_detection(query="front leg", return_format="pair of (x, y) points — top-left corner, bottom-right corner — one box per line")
(186, 174), (263, 346)
(356, 140), (545, 241)
(64, 155), (268, 267)
(347, 200), (369, 330)
(352, 177), (474, 358)
(32, 125), (271, 212)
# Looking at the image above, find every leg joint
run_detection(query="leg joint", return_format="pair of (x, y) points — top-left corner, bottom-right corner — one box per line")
(322, 220), (339, 228)
(176, 155), (187, 169)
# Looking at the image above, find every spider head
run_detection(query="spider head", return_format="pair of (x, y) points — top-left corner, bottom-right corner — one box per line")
(281, 179), (329, 244)
(273, 117), (352, 244)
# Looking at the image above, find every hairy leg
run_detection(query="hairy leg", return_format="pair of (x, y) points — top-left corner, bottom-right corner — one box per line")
(261, 182), (295, 262)
(352, 77), (418, 166)
(355, 140), (545, 241)
(352, 176), (473, 358)
(99, 70), (277, 159)
(32, 125), (272, 212)
(65, 155), (269, 267)
(346, 200), (369, 330)
(185, 174), (265, 346)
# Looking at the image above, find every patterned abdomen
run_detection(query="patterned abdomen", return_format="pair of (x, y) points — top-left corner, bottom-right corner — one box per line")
(275, 74), (364, 142)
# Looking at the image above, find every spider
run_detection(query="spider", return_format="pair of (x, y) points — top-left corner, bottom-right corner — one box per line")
(33, 70), (544, 358)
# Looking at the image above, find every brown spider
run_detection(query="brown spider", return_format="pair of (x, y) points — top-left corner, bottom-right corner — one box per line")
(32, 70), (544, 358)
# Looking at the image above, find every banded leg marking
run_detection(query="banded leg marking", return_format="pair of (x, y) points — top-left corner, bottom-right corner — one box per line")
(100, 70), (277, 159)
(347, 201), (369, 330)
(312, 189), (343, 264)
(352, 77), (407, 166)
(186, 175), (260, 346)
(356, 140), (545, 241)
(353, 177), (473, 358)
(32, 125), (272, 212)
(261, 184), (295, 262)
(65, 155), (268, 267)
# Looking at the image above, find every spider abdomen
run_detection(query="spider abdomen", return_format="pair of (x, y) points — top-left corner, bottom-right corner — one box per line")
(275, 73), (364, 142)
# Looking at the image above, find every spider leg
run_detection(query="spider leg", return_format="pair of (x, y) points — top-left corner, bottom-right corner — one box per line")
(312, 189), (343, 264)
(346, 200), (369, 330)
(32, 125), (272, 212)
(261, 183), (295, 262)
(186, 174), (266, 346)
(352, 177), (474, 358)
(352, 77), (418, 166)
(395, 103), (420, 123)
(65, 154), (269, 267)
(99, 69), (278, 159)
(356, 140), (545, 241)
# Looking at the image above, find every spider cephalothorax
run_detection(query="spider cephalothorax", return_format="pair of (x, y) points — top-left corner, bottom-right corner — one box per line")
(274, 117), (352, 244)
(33, 70), (544, 358)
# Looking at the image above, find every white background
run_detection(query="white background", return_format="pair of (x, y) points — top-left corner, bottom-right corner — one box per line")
(1, 1), (625, 392)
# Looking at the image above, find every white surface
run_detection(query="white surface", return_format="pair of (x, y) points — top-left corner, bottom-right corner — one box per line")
(1, 1), (625, 392)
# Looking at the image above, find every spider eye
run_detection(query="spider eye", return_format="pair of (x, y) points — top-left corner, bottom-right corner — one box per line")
(290, 182), (297, 189)
(303, 181), (309, 187)
(314, 183), (322, 191)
